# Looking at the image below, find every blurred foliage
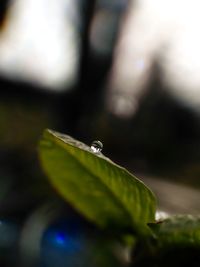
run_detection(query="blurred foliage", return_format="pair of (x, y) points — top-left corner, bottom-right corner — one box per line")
(0, 100), (53, 149)
(136, 215), (200, 267)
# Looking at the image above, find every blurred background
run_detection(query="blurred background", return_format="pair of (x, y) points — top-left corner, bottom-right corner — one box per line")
(0, 0), (200, 266)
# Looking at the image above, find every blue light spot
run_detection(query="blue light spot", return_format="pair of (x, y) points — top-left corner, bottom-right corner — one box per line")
(55, 233), (65, 245)
(50, 230), (82, 252)
(40, 220), (87, 267)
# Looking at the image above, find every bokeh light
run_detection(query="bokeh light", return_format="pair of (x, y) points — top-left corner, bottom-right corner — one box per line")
(108, 0), (200, 117)
(0, 0), (80, 90)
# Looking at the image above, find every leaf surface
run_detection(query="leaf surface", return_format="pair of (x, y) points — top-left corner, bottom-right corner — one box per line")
(39, 129), (156, 234)
(150, 215), (200, 248)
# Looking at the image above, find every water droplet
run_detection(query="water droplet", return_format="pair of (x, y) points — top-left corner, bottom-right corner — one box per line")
(90, 140), (103, 153)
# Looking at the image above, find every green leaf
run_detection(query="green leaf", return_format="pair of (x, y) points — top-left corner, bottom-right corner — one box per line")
(132, 215), (200, 266)
(138, 215), (200, 266)
(150, 215), (200, 249)
(39, 129), (156, 235)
